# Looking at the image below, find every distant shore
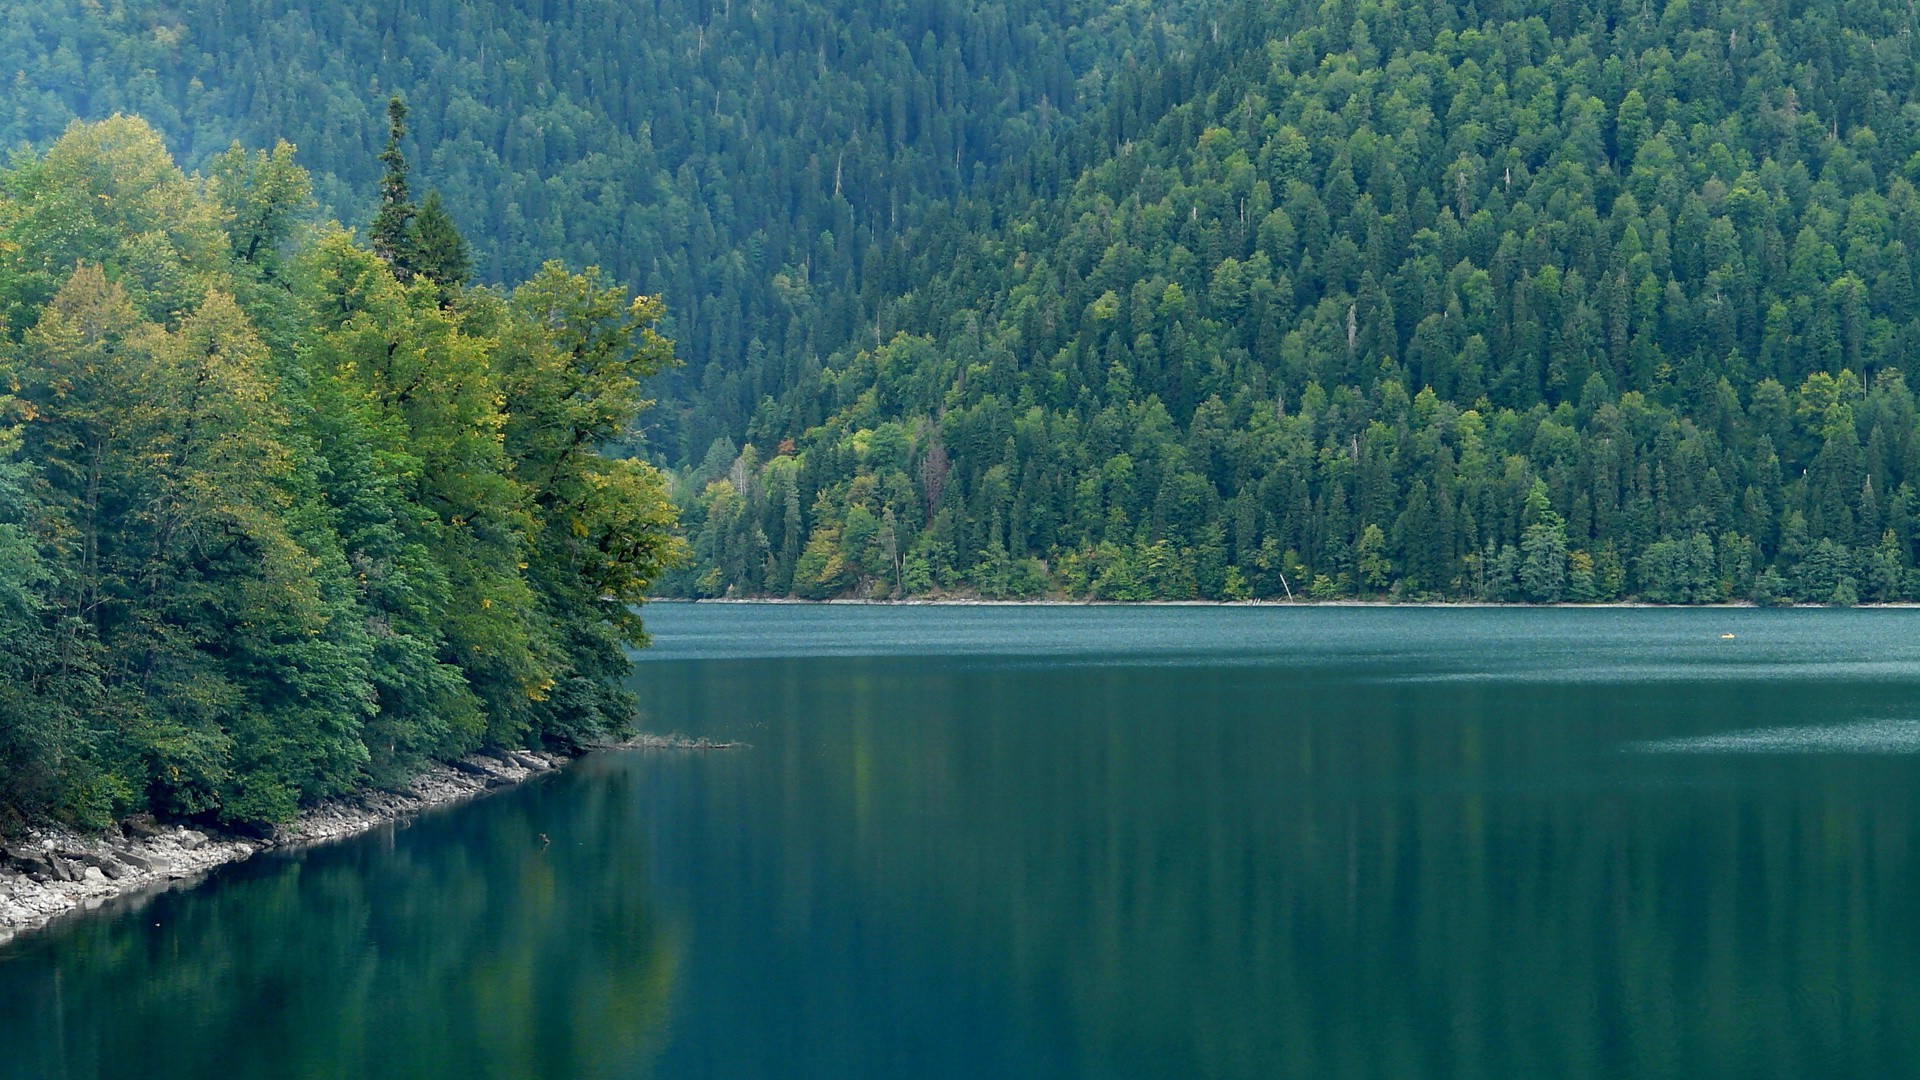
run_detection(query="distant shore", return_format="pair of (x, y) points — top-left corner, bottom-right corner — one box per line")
(654, 597), (1920, 608)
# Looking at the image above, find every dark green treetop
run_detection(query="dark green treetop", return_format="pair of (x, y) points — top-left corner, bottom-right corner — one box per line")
(413, 190), (471, 291)
(370, 95), (416, 277)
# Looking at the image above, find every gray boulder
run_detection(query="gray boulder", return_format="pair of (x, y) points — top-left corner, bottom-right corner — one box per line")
(74, 852), (129, 880)
(105, 846), (154, 872)
(3, 846), (54, 878)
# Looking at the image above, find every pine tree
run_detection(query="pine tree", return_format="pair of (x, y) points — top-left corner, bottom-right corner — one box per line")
(371, 96), (417, 277)
(414, 190), (471, 290)
(1519, 482), (1570, 603)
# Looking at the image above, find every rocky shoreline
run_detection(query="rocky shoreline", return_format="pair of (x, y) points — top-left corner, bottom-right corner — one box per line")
(0, 747), (571, 948)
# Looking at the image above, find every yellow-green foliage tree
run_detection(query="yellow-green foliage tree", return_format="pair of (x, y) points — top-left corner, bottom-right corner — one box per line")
(0, 116), (680, 828)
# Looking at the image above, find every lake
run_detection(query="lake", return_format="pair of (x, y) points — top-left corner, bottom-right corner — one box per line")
(4, 605), (1920, 1077)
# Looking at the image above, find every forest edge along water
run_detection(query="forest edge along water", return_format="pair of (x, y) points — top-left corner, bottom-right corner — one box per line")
(0, 738), (740, 947)
(0, 749), (571, 948)
(0, 597), (1866, 949)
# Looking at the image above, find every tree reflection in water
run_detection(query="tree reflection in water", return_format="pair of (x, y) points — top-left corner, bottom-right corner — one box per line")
(0, 765), (678, 1079)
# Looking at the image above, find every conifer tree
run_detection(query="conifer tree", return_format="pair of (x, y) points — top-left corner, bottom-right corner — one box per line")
(413, 190), (471, 290)
(370, 96), (417, 277)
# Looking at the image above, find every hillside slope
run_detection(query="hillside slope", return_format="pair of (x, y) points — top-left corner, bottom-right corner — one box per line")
(668, 0), (1920, 604)
(0, 0), (1199, 457)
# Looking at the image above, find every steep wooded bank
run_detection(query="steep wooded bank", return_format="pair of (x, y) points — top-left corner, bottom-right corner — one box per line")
(0, 0), (1202, 460)
(0, 117), (679, 830)
(665, 0), (1920, 604)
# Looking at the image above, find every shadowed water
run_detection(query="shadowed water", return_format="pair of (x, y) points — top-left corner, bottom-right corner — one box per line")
(4, 606), (1920, 1077)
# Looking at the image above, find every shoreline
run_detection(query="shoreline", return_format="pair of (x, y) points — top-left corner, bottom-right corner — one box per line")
(0, 748), (573, 949)
(653, 597), (1920, 608)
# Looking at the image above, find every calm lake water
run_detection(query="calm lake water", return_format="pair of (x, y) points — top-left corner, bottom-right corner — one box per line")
(5, 605), (1920, 1078)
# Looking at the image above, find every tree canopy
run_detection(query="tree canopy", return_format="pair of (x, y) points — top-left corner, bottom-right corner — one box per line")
(0, 0), (1204, 459)
(662, 0), (1920, 605)
(0, 117), (679, 830)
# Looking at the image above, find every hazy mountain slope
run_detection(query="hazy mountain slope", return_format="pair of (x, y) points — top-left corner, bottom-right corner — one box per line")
(0, 0), (1201, 456)
(667, 0), (1920, 604)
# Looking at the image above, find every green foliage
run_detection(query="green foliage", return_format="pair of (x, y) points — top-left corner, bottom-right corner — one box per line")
(1639, 534), (1720, 604)
(370, 97), (417, 277)
(413, 191), (471, 291)
(208, 139), (312, 277)
(662, 0), (1920, 605)
(0, 0), (1204, 460)
(0, 118), (678, 828)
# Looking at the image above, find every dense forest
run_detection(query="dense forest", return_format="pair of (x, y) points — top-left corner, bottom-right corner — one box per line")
(0, 0), (1200, 460)
(7, 0), (1920, 634)
(0, 115), (678, 829)
(661, 0), (1920, 604)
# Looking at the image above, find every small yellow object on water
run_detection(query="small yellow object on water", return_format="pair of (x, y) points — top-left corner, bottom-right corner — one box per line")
(1720, 633), (1736, 640)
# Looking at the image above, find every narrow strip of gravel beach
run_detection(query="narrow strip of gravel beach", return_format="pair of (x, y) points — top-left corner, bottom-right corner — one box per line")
(0, 748), (570, 948)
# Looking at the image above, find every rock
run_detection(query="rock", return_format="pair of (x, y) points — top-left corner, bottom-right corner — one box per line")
(107, 848), (154, 872)
(72, 852), (128, 880)
(0, 733), (577, 942)
(123, 814), (165, 839)
(1, 846), (52, 877)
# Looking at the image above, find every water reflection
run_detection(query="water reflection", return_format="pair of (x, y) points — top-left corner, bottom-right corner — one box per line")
(6, 607), (1920, 1078)
(628, 607), (1920, 1078)
(0, 766), (678, 1079)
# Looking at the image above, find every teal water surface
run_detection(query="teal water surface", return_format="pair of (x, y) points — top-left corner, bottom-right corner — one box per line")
(4, 606), (1920, 1077)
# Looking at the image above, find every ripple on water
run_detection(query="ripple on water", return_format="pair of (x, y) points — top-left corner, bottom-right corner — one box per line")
(1629, 718), (1920, 754)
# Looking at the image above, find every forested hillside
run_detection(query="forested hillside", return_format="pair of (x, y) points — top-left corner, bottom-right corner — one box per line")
(666, 0), (1920, 604)
(0, 117), (678, 829)
(0, 0), (1199, 459)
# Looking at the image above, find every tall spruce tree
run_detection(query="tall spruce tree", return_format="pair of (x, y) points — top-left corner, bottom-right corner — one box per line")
(370, 96), (416, 277)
